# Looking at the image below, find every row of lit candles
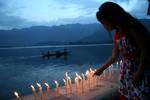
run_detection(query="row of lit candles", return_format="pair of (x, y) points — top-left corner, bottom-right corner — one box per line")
(14, 62), (120, 100)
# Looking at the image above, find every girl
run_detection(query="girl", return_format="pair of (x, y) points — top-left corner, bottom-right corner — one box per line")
(94, 2), (150, 100)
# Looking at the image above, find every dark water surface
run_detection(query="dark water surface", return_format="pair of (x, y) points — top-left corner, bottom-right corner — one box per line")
(0, 44), (112, 100)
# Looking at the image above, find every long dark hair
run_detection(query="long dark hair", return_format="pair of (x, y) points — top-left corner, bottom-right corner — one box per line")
(96, 2), (149, 46)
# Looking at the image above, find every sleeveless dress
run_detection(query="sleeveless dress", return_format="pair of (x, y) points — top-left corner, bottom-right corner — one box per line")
(114, 32), (150, 100)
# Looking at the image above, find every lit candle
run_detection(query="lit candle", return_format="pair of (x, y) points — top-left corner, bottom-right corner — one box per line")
(116, 61), (119, 69)
(103, 70), (106, 78)
(85, 70), (90, 90)
(94, 69), (99, 87)
(44, 82), (50, 93)
(75, 72), (79, 78)
(65, 72), (69, 94)
(54, 80), (59, 96)
(90, 68), (95, 89)
(78, 75), (83, 93)
(44, 82), (50, 100)
(74, 77), (78, 93)
(81, 73), (85, 92)
(14, 91), (21, 100)
(120, 60), (123, 65)
(65, 72), (68, 78)
(67, 76), (72, 94)
(63, 78), (68, 95)
(111, 64), (114, 76)
(108, 65), (111, 80)
(75, 72), (79, 92)
(36, 83), (43, 100)
(30, 85), (36, 100)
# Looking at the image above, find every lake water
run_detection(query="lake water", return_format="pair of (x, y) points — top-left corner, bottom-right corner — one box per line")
(0, 44), (112, 100)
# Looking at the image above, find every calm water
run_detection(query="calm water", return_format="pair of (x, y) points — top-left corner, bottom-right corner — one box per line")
(0, 44), (112, 100)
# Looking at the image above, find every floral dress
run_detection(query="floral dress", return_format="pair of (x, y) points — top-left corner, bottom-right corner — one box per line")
(114, 32), (150, 100)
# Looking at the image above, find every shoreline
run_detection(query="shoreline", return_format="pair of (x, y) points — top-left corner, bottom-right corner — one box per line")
(0, 43), (113, 50)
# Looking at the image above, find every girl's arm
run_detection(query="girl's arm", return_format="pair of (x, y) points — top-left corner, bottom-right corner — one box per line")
(94, 44), (119, 75)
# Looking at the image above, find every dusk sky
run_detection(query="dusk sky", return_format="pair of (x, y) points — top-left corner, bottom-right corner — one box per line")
(0, 0), (149, 30)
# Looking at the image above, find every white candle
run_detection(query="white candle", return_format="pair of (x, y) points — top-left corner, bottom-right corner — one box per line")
(120, 60), (123, 65)
(78, 75), (83, 93)
(103, 70), (106, 78)
(65, 72), (69, 94)
(54, 80), (59, 88)
(108, 65), (111, 80)
(90, 69), (95, 89)
(44, 82), (50, 93)
(67, 76), (72, 94)
(75, 72), (79, 78)
(31, 85), (35, 92)
(116, 61), (119, 69)
(14, 91), (21, 100)
(36, 83), (42, 100)
(75, 72), (79, 90)
(74, 77), (78, 93)
(44, 82), (50, 99)
(94, 69), (99, 87)
(85, 70), (90, 90)
(81, 73), (85, 92)
(37, 83), (42, 91)
(30, 85), (36, 100)
(54, 80), (59, 96)
(110, 64), (113, 77)
(63, 78), (68, 95)
(89, 68), (93, 72)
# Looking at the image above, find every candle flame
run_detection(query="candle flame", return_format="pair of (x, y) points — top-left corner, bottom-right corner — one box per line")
(44, 82), (49, 88)
(120, 60), (123, 64)
(67, 76), (71, 80)
(36, 83), (41, 88)
(75, 77), (78, 83)
(75, 72), (79, 77)
(79, 75), (82, 80)
(14, 91), (19, 98)
(65, 72), (68, 77)
(63, 79), (66, 83)
(54, 80), (59, 87)
(82, 73), (85, 80)
(90, 68), (93, 72)
(117, 62), (119, 65)
(68, 76), (72, 84)
(85, 70), (89, 76)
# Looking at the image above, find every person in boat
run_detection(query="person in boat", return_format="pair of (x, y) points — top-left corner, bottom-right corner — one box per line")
(94, 2), (150, 100)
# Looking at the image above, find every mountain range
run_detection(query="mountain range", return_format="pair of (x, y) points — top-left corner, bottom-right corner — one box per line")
(0, 19), (149, 47)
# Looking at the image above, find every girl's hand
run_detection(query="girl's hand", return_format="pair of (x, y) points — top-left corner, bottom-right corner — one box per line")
(94, 67), (104, 76)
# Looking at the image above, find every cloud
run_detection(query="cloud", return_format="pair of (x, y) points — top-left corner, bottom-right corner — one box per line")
(52, 0), (149, 19)
(0, 13), (33, 30)
(0, 2), (26, 29)
(0, 0), (149, 30)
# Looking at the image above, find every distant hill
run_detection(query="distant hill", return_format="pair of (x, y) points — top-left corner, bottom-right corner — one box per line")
(79, 19), (150, 43)
(0, 19), (149, 47)
(78, 24), (113, 44)
(0, 23), (100, 47)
